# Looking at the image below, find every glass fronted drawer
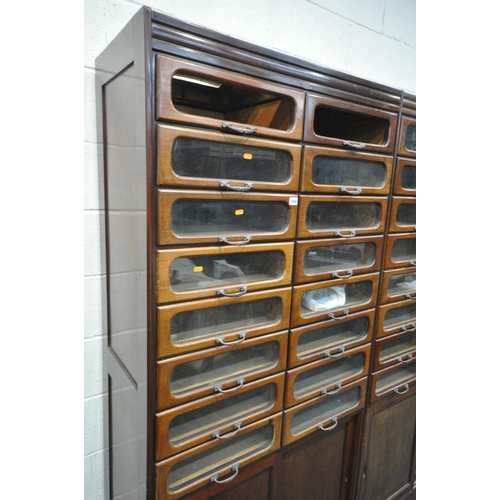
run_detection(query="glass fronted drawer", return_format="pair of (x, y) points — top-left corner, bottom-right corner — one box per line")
(156, 54), (305, 141)
(288, 309), (375, 368)
(294, 236), (383, 284)
(303, 94), (397, 153)
(384, 234), (416, 270)
(381, 268), (416, 304)
(285, 344), (370, 408)
(156, 373), (285, 460)
(301, 146), (393, 195)
(156, 242), (294, 303)
(372, 331), (416, 372)
(157, 288), (291, 357)
(388, 197), (416, 233)
(291, 273), (379, 327)
(370, 360), (416, 402)
(157, 124), (302, 192)
(155, 414), (282, 500)
(158, 190), (298, 246)
(376, 299), (416, 340)
(297, 195), (388, 239)
(157, 331), (288, 409)
(398, 116), (416, 158)
(282, 378), (367, 446)
(393, 158), (416, 195)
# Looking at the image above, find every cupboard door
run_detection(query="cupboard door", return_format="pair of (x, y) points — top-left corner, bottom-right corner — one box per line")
(380, 268), (416, 304)
(397, 116), (416, 158)
(157, 124), (302, 192)
(372, 331), (416, 372)
(376, 300), (416, 340)
(156, 54), (305, 141)
(388, 197), (416, 233)
(393, 158), (416, 196)
(303, 94), (398, 154)
(384, 234), (416, 270)
(370, 360), (416, 403)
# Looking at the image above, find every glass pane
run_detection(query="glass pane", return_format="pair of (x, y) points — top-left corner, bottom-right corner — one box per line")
(171, 199), (289, 236)
(404, 124), (416, 152)
(171, 138), (292, 183)
(293, 353), (365, 398)
(170, 298), (282, 345)
(401, 164), (416, 190)
(169, 384), (276, 446)
(170, 342), (279, 396)
(387, 272), (416, 297)
(296, 317), (370, 359)
(301, 281), (372, 316)
(304, 242), (376, 275)
(395, 202), (416, 227)
(290, 387), (360, 435)
(311, 156), (385, 188)
(390, 238), (416, 264)
(313, 106), (389, 145)
(375, 364), (416, 395)
(171, 73), (294, 131)
(168, 424), (273, 492)
(170, 251), (285, 292)
(383, 304), (416, 331)
(379, 333), (416, 363)
(306, 202), (381, 231)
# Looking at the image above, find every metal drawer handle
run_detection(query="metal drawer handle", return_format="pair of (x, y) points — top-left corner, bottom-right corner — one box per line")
(219, 181), (254, 192)
(342, 140), (365, 150)
(219, 236), (252, 246)
(401, 323), (416, 332)
(214, 378), (245, 394)
(409, 260), (416, 267)
(340, 187), (362, 195)
(212, 422), (242, 440)
(322, 383), (342, 396)
(328, 309), (350, 321)
(318, 417), (338, 431)
(405, 293), (416, 300)
(394, 384), (410, 395)
(332, 269), (353, 280)
(397, 353), (414, 364)
(324, 345), (345, 358)
(211, 464), (240, 484)
(216, 332), (247, 347)
(216, 286), (248, 298)
(334, 230), (356, 238)
(222, 122), (257, 135)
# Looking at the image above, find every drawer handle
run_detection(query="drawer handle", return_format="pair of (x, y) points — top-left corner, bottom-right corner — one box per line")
(328, 309), (350, 321)
(342, 140), (366, 150)
(212, 422), (242, 440)
(222, 122), (257, 135)
(324, 345), (345, 358)
(394, 384), (410, 395)
(216, 332), (247, 346)
(340, 187), (362, 195)
(214, 378), (245, 394)
(401, 323), (416, 332)
(219, 236), (252, 246)
(211, 464), (240, 484)
(334, 230), (356, 238)
(216, 286), (248, 298)
(409, 260), (416, 267)
(318, 417), (338, 431)
(219, 181), (254, 192)
(405, 293), (416, 300)
(322, 383), (342, 396)
(397, 353), (414, 364)
(332, 269), (353, 280)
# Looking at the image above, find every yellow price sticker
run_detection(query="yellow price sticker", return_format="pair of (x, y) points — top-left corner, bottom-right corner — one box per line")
(243, 153), (253, 160)
(193, 266), (204, 273)
(235, 209), (244, 216)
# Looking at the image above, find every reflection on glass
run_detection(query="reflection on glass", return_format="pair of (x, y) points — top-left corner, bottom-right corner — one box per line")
(387, 272), (416, 297)
(395, 203), (416, 227)
(379, 333), (416, 363)
(375, 364), (416, 395)
(306, 202), (381, 231)
(401, 164), (416, 190)
(404, 124), (416, 152)
(391, 238), (416, 264)
(383, 304), (416, 331)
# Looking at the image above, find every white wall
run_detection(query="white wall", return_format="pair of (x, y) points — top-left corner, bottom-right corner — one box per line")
(84, 1), (415, 499)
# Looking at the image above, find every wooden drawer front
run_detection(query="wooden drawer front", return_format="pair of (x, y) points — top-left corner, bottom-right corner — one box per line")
(294, 236), (383, 284)
(297, 195), (388, 239)
(384, 233), (416, 270)
(380, 268), (416, 304)
(304, 94), (397, 153)
(288, 309), (375, 368)
(156, 413), (282, 500)
(157, 331), (288, 410)
(372, 331), (416, 372)
(156, 242), (294, 304)
(388, 197), (416, 233)
(301, 146), (393, 195)
(156, 54), (305, 141)
(291, 273), (380, 327)
(158, 190), (298, 246)
(393, 158), (416, 196)
(282, 378), (367, 446)
(398, 116), (416, 158)
(156, 373), (285, 460)
(370, 360), (416, 403)
(376, 300), (416, 340)
(157, 288), (291, 358)
(157, 124), (302, 192)
(285, 344), (370, 408)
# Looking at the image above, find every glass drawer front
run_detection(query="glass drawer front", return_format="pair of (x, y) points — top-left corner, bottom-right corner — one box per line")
(404, 124), (416, 153)
(379, 301), (416, 339)
(389, 198), (416, 232)
(394, 159), (416, 196)
(378, 332), (416, 365)
(387, 272), (416, 297)
(374, 363), (416, 396)
(401, 164), (416, 190)
(386, 234), (416, 268)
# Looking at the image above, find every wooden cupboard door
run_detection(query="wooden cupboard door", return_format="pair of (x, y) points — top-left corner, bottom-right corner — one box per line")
(393, 158), (416, 196)
(397, 117), (416, 158)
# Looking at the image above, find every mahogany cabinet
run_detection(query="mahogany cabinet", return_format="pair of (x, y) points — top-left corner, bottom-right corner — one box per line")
(96, 7), (415, 500)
